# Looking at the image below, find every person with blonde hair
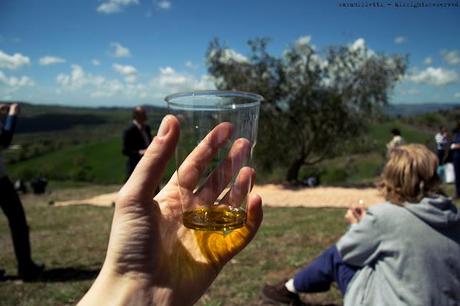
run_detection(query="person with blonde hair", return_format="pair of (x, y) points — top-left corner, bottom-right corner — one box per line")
(263, 144), (460, 305)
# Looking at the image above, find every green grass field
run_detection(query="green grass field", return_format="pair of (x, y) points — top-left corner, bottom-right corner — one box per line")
(0, 184), (346, 306)
(1, 183), (458, 305)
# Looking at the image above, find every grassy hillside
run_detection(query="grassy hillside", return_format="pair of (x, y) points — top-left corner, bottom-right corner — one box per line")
(8, 137), (125, 183)
(3, 103), (460, 186)
(3, 103), (170, 184)
(294, 117), (449, 186)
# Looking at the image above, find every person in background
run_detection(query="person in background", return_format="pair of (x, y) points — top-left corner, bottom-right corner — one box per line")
(386, 128), (405, 155)
(450, 122), (460, 199)
(122, 106), (152, 180)
(262, 144), (460, 305)
(78, 115), (263, 305)
(0, 103), (44, 281)
(435, 126), (449, 165)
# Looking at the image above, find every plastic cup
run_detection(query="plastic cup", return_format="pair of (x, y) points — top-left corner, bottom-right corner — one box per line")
(165, 90), (262, 232)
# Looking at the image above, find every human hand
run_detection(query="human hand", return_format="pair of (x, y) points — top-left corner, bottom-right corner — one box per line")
(78, 115), (263, 306)
(345, 202), (366, 225)
(8, 103), (20, 115)
(138, 149), (147, 155)
(451, 143), (460, 150)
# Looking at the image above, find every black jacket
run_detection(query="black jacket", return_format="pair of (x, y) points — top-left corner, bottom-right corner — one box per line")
(122, 123), (152, 176)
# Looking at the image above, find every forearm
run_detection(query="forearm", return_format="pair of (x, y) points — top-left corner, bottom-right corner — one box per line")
(78, 270), (157, 306)
(78, 265), (182, 306)
(0, 115), (17, 147)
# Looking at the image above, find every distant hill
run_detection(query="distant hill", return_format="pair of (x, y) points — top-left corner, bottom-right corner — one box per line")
(385, 103), (460, 117)
(1, 102), (168, 134)
(1, 102), (169, 184)
(2, 101), (459, 186)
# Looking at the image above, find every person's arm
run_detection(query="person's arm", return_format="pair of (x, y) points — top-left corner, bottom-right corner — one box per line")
(336, 207), (381, 267)
(344, 203), (366, 225)
(0, 104), (19, 148)
(451, 142), (460, 150)
(79, 115), (263, 306)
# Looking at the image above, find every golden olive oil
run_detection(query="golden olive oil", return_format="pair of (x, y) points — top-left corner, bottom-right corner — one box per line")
(182, 206), (246, 231)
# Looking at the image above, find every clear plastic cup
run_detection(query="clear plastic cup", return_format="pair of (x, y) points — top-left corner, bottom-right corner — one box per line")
(165, 90), (262, 232)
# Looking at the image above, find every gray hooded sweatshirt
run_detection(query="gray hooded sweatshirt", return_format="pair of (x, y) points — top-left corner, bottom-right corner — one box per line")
(337, 196), (460, 306)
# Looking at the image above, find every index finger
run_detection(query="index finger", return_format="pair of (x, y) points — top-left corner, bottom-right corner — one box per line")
(172, 122), (234, 191)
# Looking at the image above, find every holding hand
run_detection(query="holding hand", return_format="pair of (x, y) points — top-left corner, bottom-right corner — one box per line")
(78, 115), (263, 306)
(8, 103), (20, 116)
(345, 202), (366, 225)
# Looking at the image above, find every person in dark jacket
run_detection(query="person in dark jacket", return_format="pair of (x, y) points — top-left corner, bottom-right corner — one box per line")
(0, 103), (44, 281)
(122, 106), (152, 180)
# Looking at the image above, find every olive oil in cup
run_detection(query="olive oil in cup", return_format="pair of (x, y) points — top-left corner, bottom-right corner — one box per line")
(165, 90), (262, 232)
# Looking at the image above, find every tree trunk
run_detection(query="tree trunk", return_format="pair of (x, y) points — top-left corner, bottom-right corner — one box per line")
(286, 157), (305, 182)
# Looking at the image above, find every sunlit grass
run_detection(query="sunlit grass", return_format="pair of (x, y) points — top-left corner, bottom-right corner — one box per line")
(1, 182), (458, 305)
(1, 184), (346, 306)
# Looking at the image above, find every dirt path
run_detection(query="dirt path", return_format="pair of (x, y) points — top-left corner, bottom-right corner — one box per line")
(54, 184), (385, 208)
(253, 184), (384, 208)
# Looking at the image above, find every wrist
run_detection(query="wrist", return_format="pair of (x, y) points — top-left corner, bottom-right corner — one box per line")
(78, 265), (179, 306)
(78, 268), (154, 306)
(8, 107), (18, 116)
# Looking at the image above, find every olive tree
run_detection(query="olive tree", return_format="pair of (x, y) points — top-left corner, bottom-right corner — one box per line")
(207, 38), (407, 181)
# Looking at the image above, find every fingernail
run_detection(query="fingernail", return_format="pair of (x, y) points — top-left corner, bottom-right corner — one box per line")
(157, 116), (170, 137)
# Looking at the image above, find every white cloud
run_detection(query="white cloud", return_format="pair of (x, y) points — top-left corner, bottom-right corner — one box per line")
(441, 50), (460, 66)
(209, 48), (248, 64)
(394, 36), (407, 44)
(150, 66), (214, 96)
(157, 0), (171, 10)
(110, 42), (131, 58)
(0, 70), (34, 87)
(344, 38), (374, 62)
(97, 0), (139, 14)
(347, 38), (375, 58)
(54, 64), (215, 103)
(295, 36), (311, 47)
(350, 38), (366, 52)
(113, 63), (137, 83)
(423, 57), (432, 65)
(91, 79), (124, 97)
(0, 50), (30, 70)
(56, 64), (148, 99)
(92, 59), (101, 66)
(185, 60), (198, 69)
(221, 49), (248, 63)
(407, 67), (458, 86)
(39, 56), (66, 66)
(454, 92), (460, 99)
(57, 65), (88, 89)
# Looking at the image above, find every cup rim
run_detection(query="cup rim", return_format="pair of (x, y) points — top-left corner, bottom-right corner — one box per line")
(164, 90), (264, 108)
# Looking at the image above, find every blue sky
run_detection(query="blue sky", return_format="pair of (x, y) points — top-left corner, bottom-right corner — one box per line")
(1, 0), (459, 107)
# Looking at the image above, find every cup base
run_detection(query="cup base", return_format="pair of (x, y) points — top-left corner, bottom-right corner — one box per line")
(182, 205), (246, 232)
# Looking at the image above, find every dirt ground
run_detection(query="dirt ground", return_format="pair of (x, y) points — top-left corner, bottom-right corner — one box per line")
(253, 184), (384, 208)
(54, 184), (385, 208)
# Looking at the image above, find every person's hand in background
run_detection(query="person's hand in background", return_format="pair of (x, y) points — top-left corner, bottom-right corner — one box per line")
(8, 103), (20, 116)
(345, 202), (366, 225)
